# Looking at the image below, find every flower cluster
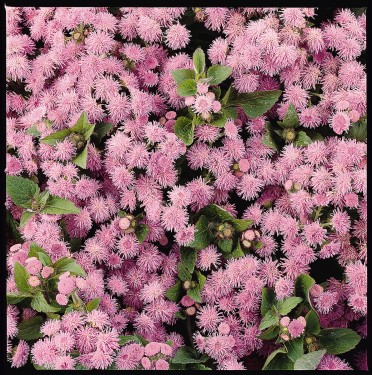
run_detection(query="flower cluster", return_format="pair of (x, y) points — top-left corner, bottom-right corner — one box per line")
(6, 6), (366, 371)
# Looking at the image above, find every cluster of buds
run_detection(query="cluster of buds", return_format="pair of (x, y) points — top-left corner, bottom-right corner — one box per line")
(26, 257), (54, 287)
(241, 229), (261, 249)
(284, 179), (302, 193)
(140, 342), (173, 370)
(119, 214), (137, 234)
(279, 316), (307, 341)
(216, 222), (235, 240)
(68, 133), (86, 152)
(159, 111), (177, 133)
(180, 294), (200, 316)
(66, 23), (91, 44)
(56, 271), (85, 306)
(283, 128), (297, 143)
(232, 158), (250, 177)
(193, 7), (205, 22)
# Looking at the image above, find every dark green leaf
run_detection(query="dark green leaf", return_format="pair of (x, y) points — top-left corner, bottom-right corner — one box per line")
(259, 310), (279, 330)
(177, 79), (197, 97)
(72, 142), (89, 169)
(294, 131), (313, 147)
(175, 310), (187, 320)
(187, 287), (202, 303)
(86, 298), (101, 312)
(180, 247), (197, 274)
(7, 292), (33, 304)
(38, 190), (50, 208)
(305, 310), (321, 335)
(171, 346), (208, 364)
(46, 312), (60, 320)
(134, 334), (149, 346)
(278, 103), (299, 128)
(193, 48), (205, 74)
(220, 85), (238, 106)
(261, 287), (277, 316)
(295, 273), (315, 310)
(294, 349), (326, 370)
(70, 112), (93, 135)
(14, 262), (32, 293)
(171, 69), (196, 84)
(211, 86), (221, 100)
(20, 211), (36, 227)
(190, 364), (212, 370)
(262, 348), (294, 370)
(259, 325), (280, 340)
(231, 90), (281, 118)
(285, 337), (304, 362)
(31, 292), (61, 313)
(195, 270), (206, 290)
(165, 280), (183, 302)
(318, 328), (361, 354)
(230, 218), (253, 232)
(207, 65), (232, 85)
(92, 122), (113, 142)
(53, 257), (86, 277)
(6, 211), (23, 243)
(276, 297), (303, 315)
(40, 128), (71, 145)
(134, 223), (149, 243)
(41, 195), (80, 215)
(262, 130), (278, 150)
(174, 116), (195, 145)
(82, 124), (95, 141)
(119, 335), (143, 345)
(189, 215), (211, 250)
(6, 175), (40, 208)
(178, 262), (192, 281)
(346, 119), (367, 142)
(199, 204), (233, 222)
(226, 241), (245, 259)
(17, 316), (44, 340)
(218, 239), (233, 253)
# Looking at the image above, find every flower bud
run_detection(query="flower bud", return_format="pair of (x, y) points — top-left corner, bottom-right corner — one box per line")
(183, 280), (191, 290)
(280, 316), (290, 327)
(284, 128), (296, 142)
(28, 276), (40, 287)
(119, 217), (131, 230)
(281, 334), (290, 341)
(185, 306), (196, 316)
(243, 230), (255, 241)
(242, 240), (251, 248)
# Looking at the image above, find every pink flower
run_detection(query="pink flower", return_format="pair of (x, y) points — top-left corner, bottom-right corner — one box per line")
(280, 317), (290, 327)
(41, 266), (54, 279)
(288, 318), (305, 338)
(28, 276), (40, 287)
(331, 112), (351, 134)
(141, 356), (151, 370)
(155, 359), (169, 370)
(144, 342), (161, 357)
(56, 293), (68, 306)
(25, 257), (42, 275)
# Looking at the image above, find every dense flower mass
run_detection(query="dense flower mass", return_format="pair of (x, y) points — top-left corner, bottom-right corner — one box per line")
(6, 7), (366, 371)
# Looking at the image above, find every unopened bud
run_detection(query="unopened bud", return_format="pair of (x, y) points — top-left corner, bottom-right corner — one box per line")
(254, 230), (260, 238)
(293, 182), (301, 191)
(185, 306), (196, 316)
(190, 281), (197, 289)
(194, 302), (200, 310)
(183, 280), (191, 290)
(119, 217), (131, 230)
(284, 129), (296, 142)
(242, 240), (252, 248)
(305, 337), (313, 344)
(223, 228), (232, 238)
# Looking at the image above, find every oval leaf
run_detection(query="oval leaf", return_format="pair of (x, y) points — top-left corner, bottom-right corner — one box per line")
(14, 262), (32, 293)
(6, 176), (40, 208)
(41, 195), (80, 215)
(189, 215), (210, 250)
(171, 69), (195, 84)
(276, 296), (303, 315)
(17, 316), (44, 341)
(193, 48), (205, 74)
(207, 65), (232, 85)
(294, 350), (326, 370)
(177, 79), (197, 97)
(318, 328), (361, 354)
(174, 116), (195, 145)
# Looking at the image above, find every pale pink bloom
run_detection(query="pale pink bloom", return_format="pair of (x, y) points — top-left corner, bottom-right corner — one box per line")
(56, 293), (68, 306)
(280, 316), (290, 327)
(28, 276), (40, 287)
(317, 355), (352, 370)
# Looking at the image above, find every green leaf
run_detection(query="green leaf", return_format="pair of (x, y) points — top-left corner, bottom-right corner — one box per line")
(31, 292), (61, 313)
(190, 364), (212, 370)
(295, 273), (315, 310)
(285, 337), (304, 362)
(227, 241), (245, 259)
(72, 142), (89, 169)
(27, 243), (53, 267)
(14, 262), (32, 293)
(305, 310), (321, 335)
(6, 210), (24, 244)
(70, 112), (93, 135)
(20, 210), (36, 227)
(230, 218), (253, 232)
(134, 333), (149, 346)
(262, 130), (278, 150)
(82, 124), (95, 141)
(178, 262), (192, 282)
(38, 190), (50, 208)
(276, 297), (303, 315)
(262, 348), (294, 370)
(294, 131), (313, 147)
(92, 122), (113, 142)
(207, 65), (232, 85)
(175, 310), (187, 320)
(174, 116), (195, 145)
(171, 346), (208, 364)
(193, 48), (205, 75)
(46, 312), (60, 320)
(40, 128), (71, 145)
(220, 85), (238, 106)
(119, 335), (143, 346)
(195, 270), (206, 290)
(231, 90), (281, 118)
(259, 310), (279, 330)
(26, 125), (41, 137)
(37, 252), (53, 267)
(134, 223), (149, 244)
(6, 175), (40, 208)
(211, 86), (221, 100)
(259, 325), (280, 340)
(209, 113), (227, 128)
(86, 298), (101, 312)
(165, 280), (183, 302)
(41, 195), (80, 215)
(199, 204), (233, 222)
(180, 247), (197, 274)
(277, 103), (299, 128)
(189, 215), (211, 250)
(346, 118), (367, 142)
(7, 292), (33, 304)
(17, 316), (44, 340)
(177, 79), (197, 97)
(187, 287), (202, 303)
(294, 350), (326, 370)
(218, 239), (233, 253)
(318, 328), (361, 354)
(261, 287), (277, 316)
(53, 257), (86, 277)
(171, 69), (196, 84)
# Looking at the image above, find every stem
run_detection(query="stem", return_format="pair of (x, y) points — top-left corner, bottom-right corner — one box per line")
(313, 207), (322, 221)
(186, 316), (194, 349)
(309, 92), (323, 98)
